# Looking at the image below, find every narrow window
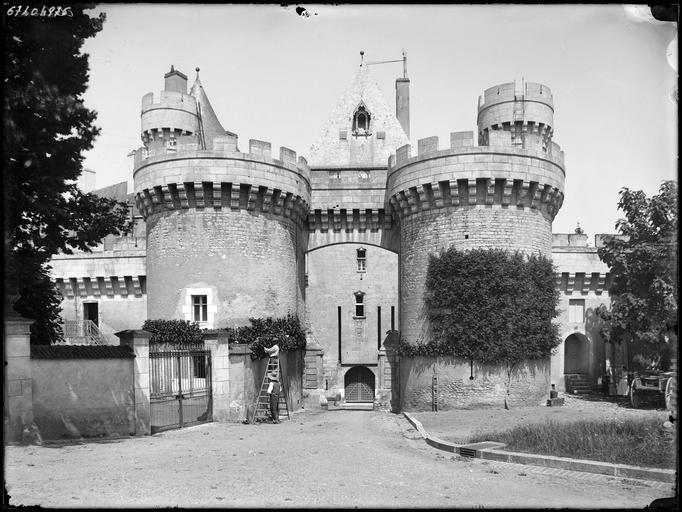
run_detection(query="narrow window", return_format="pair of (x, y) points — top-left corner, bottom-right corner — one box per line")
(354, 292), (365, 318)
(568, 299), (585, 324)
(357, 248), (366, 273)
(391, 306), (395, 331)
(192, 295), (208, 323)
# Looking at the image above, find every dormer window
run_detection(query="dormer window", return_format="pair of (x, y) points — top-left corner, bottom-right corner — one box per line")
(352, 104), (372, 137)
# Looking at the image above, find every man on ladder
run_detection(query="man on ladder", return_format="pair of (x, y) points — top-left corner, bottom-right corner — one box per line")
(265, 344), (280, 423)
(267, 372), (281, 424)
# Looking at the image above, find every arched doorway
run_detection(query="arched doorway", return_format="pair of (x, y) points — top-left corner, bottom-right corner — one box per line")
(564, 333), (589, 374)
(344, 366), (375, 402)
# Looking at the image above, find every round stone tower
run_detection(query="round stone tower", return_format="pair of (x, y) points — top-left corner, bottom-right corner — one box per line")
(134, 67), (311, 327)
(387, 80), (565, 344)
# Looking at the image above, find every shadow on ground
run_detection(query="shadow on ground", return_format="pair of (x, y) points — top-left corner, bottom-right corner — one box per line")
(41, 437), (129, 449)
(569, 392), (666, 411)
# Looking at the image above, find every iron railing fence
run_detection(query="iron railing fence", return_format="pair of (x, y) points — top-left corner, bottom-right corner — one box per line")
(149, 344), (212, 433)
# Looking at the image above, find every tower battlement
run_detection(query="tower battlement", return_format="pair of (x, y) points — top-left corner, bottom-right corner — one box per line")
(386, 129), (565, 223)
(477, 80), (555, 148)
(478, 81), (553, 109)
(140, 90), (199, 145)
(133, 133), (311, 224)
(388, 131), (564, 169)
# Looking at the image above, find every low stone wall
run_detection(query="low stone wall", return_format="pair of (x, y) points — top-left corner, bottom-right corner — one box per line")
(30, 345), (136, 439)
(399, 356), (550, 411)
(227, 344), (304, 422)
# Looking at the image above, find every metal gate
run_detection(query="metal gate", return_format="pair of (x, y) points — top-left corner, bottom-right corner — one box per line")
(150, 343), (212, 433)
(344, 366), (375, 402)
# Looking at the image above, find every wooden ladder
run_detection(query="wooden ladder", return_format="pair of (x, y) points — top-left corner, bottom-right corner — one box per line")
(251, 356), (290, 423)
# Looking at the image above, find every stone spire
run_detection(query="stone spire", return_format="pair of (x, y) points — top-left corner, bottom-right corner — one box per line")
(308, 60), (410, 168)
(190, 67), (227, 149)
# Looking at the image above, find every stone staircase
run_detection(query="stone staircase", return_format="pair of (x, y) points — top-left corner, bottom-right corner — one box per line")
(327, 402), (374, 411)
(565, 374), (593, 395)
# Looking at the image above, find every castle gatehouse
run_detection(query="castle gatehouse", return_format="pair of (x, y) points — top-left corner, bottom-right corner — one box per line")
(48, 56), (617, 420)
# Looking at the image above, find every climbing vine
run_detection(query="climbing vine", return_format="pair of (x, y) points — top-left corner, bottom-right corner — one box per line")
(398, 248), (561, 364)
(223, 314), (306, 360)
(142, 319), (204, 344)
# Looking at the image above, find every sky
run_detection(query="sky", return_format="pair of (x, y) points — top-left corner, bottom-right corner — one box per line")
(81, 4), (677, 238)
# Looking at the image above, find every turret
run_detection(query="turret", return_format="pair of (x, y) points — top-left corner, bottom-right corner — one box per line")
(133, 67), (311, 328)
(140, 65), (199, 147)
(387, 80), (565, 347)
(477, 80), (554, 149)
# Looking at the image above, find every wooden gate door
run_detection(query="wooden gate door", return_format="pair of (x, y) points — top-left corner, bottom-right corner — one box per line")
(150, 343), (212, 433)
(344, 366), (375, 402)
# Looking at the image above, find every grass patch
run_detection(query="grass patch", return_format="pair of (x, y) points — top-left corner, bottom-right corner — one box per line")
(465, 415), (676, 469)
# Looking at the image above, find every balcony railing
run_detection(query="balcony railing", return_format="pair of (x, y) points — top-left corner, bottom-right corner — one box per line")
(62, 320), (106, 345)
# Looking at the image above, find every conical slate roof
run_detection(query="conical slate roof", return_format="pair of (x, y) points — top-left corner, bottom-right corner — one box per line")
(190, 69), (227, 149)
(308, 63), (410, 168)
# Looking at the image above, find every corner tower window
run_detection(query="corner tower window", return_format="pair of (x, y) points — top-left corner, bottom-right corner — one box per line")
(357, 248), (366, 272)
(352, 105), (371, 136)
(354, 292), (365, 318)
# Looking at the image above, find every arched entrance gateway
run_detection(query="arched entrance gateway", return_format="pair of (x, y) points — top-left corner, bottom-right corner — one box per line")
(344, 366), (375, 402)
(564, 333), (589, 374)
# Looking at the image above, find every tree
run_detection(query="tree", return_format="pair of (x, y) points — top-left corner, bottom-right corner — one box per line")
(4, 5), (130, 344)
(596, 180), (678, 371)
(404, 248), (561, 408)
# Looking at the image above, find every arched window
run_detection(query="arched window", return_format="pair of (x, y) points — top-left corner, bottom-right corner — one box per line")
(354, 291), (365, 318)
(352, 104), (371, 135)
(357, 247), (366, 272)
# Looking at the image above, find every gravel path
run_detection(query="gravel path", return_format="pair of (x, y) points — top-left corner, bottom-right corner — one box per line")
(4, 407), (675, 508)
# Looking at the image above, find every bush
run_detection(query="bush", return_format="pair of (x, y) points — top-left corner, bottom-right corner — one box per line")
(142, 319), (203, 345)
(222, 314), (306, 360)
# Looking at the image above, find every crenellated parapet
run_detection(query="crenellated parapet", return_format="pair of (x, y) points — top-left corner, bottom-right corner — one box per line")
(477, 81), (555, 149)
(306, 207), (392, 233)
(386, 129), (565, 223)
(133, 135), (312, 227)
(140, 91), (199, 145)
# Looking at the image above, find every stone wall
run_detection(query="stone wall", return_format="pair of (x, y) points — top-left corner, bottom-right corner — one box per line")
(309, 167), (389, 210)
(30, 346), (136, 439)
(399, 356), (550, 411)
(146, 209), (303, 327)
(4, 317), (36, 443)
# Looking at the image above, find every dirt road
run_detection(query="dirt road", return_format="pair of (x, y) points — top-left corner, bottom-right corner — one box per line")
(4, 409), (674, 508)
